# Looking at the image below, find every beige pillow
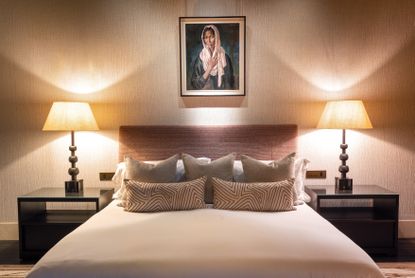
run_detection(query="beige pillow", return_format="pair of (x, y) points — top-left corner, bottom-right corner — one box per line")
(124, 176), (207, 212)
(241, 153), (296, 183)
(120, 154), (179, 204)
(182, 153), (236, 204)
(212, 178), (295, 212)
(125, 154), (179, 182)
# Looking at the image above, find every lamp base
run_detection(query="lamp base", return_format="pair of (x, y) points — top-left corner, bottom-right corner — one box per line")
(335, 177), (353, 192)
(65, 179), (83, 194)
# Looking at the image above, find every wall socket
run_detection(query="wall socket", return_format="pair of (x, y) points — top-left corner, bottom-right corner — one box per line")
(306, 170), (327, 179)
(99, 172), (115, 181)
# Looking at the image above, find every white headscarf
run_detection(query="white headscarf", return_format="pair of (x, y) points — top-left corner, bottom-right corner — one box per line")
(199, 25), (227, 87)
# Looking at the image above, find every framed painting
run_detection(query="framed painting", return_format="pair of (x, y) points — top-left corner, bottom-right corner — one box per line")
(179, 16), (246, 96)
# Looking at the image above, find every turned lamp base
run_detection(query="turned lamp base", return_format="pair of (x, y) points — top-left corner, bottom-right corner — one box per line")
(65, 179), (83, 194)
(335, 177), (353, 192)
(64, 130), (83, 195)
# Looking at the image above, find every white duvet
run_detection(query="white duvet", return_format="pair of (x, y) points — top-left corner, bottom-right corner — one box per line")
(28, 201), (383, 278)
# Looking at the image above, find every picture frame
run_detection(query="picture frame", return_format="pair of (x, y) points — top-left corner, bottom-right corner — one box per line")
(179, 16), (246, 97)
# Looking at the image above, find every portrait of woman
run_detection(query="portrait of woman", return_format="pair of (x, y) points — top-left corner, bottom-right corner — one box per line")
(191, 25), (235, 90)
(180, 17), (245, 96)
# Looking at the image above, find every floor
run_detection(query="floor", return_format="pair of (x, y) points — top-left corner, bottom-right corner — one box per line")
(374, 239), (415, 262)
(0, 241), (32, 265)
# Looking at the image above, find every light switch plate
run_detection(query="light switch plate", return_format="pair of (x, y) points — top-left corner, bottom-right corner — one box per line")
(99, 172), (115, 181)
(306, 170), (327, 179)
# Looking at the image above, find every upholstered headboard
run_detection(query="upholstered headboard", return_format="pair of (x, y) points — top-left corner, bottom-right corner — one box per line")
(118, 125), (297, 161)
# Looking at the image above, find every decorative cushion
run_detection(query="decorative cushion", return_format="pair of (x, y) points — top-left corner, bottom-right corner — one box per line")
(182, 153), (236, 204)
(113, 156), (211, 201)
(117, 154), (179, 203)
(212, 178), (295, 212)
(176, 157), (211, 182)
(125, 154), (179, 182)
(241, 153), (296, 183)
(124, 176), (207, 212)
(236, 154), (310, 204)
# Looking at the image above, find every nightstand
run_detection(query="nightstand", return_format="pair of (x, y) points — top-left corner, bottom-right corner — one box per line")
(305, 184), (399, 256)
(18, 187), (114, 260)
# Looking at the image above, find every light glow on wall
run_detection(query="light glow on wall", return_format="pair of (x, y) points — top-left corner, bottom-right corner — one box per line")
(185, 108), (245, 125)
(299, 129), (371, 156)
(43, 131), (118, 181)
(268, 0), (415, 94)
(50, 131), (117, 162)
(0, 1), (159, 96)
(56, 72), (110, 94)
(309, 72), (357, 93)
(298, 128), (376, 186)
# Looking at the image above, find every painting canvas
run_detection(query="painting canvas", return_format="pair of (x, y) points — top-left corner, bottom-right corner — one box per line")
(180, 16), (245, 96)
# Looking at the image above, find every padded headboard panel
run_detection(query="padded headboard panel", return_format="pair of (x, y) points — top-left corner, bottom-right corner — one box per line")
(119, 125), (297, 161)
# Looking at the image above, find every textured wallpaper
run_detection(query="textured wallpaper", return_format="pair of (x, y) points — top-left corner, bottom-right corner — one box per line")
(0, 0), (414, 226)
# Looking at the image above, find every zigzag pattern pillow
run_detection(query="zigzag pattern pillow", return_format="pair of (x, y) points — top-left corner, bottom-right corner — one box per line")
(124, 176), (207, 212)
(212, 178), (295, 212)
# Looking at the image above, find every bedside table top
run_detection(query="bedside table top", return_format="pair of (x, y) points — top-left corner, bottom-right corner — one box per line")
(18, 187), (114, 201)
(306, 184), (398, 197)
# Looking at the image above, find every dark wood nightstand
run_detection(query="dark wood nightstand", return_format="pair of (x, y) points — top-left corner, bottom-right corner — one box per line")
(305, 184), (399, 256)
(18, 187), (114, 260)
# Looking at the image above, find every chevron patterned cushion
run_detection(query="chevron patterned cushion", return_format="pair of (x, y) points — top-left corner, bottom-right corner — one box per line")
(212, 178), (295, 212)
(124, 176), (207, 212)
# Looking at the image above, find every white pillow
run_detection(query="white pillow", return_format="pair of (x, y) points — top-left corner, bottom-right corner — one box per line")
(112, 162), (126, 199)
(293, 157), (310, 204)
(233, 160), (244, 182)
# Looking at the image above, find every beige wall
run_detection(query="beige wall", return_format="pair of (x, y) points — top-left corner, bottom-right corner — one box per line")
(0, 0), (414, 228)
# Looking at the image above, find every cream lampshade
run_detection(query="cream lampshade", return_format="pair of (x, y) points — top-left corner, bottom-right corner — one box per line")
(317, 100), (372, 191)
(43, 102), (99, 193)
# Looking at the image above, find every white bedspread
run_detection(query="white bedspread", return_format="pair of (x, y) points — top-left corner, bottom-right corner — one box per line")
(28, 201), (383, 278)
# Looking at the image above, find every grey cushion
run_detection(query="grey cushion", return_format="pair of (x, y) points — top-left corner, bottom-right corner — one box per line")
(121, 154), (180, 204)
(241, 153), (296, 183)
(212, 178), (295, 212)
(125, 154), (179, 182)
(182, 153), (236, 204)
(124, 177), (207, 212)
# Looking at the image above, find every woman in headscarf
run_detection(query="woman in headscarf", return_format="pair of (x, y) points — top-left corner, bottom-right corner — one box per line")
(191, 25), (235, 90)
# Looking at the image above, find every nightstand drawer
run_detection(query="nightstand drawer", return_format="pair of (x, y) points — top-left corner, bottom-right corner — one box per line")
(23, 224), (80, 250)
(331, 220), (395, 248)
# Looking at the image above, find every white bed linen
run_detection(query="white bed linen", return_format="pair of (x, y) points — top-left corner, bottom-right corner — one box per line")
(28, 201), (383, 278)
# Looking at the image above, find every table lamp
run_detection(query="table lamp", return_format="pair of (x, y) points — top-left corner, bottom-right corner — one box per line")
(317, 100), (372, 192)
(43, 102), (99, 193)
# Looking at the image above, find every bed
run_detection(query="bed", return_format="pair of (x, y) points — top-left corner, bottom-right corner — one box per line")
(27, 125), (384, 278)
